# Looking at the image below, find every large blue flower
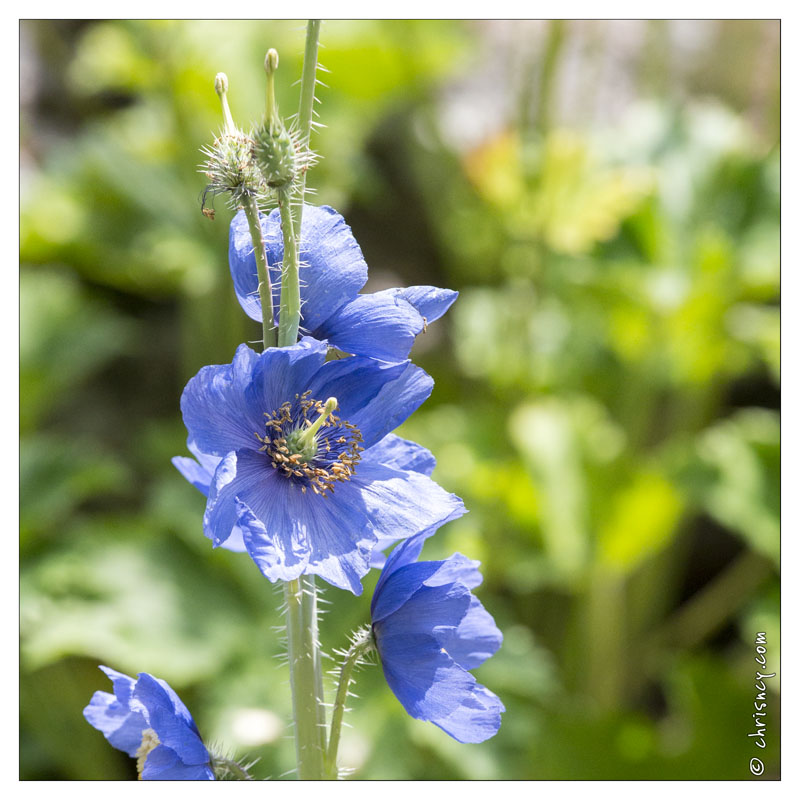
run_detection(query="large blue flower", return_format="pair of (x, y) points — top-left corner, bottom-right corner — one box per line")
(370, 534), (504, 743)
(229, 204), (457, 362)
(83, 666), (214, 780)
(177, 337), (464, 594)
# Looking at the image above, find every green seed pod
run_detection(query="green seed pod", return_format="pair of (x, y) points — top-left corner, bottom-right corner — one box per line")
(253, 119), (297, 189)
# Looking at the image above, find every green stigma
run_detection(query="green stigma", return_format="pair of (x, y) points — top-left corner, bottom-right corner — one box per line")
(285, 397), (338, 461)
(214, 72), (236, 135)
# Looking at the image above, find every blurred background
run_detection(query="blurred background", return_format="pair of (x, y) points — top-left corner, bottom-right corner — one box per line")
(20, 19), (779, 780)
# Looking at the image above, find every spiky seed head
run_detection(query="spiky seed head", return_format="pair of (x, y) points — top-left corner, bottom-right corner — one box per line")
(253, 118), (297, 189)
(201, 129), (264, 209)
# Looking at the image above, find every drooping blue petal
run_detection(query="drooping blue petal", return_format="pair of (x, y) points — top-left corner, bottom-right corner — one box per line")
(314, 292), (424, 363)
(208, 449), (311, 580)
(134, 673), (209, 766)
(437, 595), (504, 671)
(83, 689), (146, 758)
(180, 344), (264, 457)
(370, 544), (504, 743)
(379, 286), (459, 325)
(141, 746), (214, 781)
(228, 210), (269, 323)
(377, 632), (477, 720)
(172, 455), (213, 495)
(99, 664), (138, 707)
(229, 205), (368, 330)
(361, 434), (436, 476)
(171, 443), (246, 553)
(431, 684), (505, 744)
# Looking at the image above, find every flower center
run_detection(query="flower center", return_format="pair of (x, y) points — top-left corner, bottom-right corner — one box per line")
(136, 728), (160, 779)
(256, 391), (363, 497)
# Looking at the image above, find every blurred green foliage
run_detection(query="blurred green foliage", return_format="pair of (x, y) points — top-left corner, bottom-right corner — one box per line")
(20, 20), (779, 780)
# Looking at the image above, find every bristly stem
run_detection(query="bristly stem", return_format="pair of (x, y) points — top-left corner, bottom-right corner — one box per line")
(293, 19), (321, 233)
(279, 20), (327, 782)
(276, 20), (320, 349)
(284, 576), (327, 779)
(276, 190), (301, 347)
(211, 755), (255, 781)
(325, 627), (375, 779)
(243, 196), (277, 349)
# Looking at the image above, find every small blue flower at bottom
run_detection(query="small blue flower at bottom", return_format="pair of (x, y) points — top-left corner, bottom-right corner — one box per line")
(84, 666), (214, 780)
(370, 534), (505, 743)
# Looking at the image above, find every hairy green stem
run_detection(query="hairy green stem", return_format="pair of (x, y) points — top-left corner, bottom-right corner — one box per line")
(242, 197), (277, 349)
(278, 20), (327, 781)
(276, 192), (301, 347)
(293, 19), (321, 232)
(211, 755), (254, 781)
(325, 628), (375, 779)
(284, 576), (327, 779)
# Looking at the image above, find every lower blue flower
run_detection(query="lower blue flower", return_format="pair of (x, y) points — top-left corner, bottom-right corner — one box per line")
(370, 534), (505, 743)
(83, 666), (214, 780)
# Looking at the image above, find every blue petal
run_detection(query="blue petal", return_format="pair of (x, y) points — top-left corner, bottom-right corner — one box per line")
(377, 631), (476, 721)
(437, 595), (504, 671)
(181, 340), (329, 459)
(376, 579), (472, 635)
(350, 460), (464, 583)
(245, 337), (329, 416)
(241, 471), (374, 593)
(134, 673), (209, 766)
(228, 210), (269, 323)
(373, 505), (467, 600)
(233, 457), (462, 594)
(180, 344), (264, 457)
(371, 560), (449, 623)
(205, 449), (312, 575)
(141, 745), (214, 780)
(310, 358), (433, 449)
(315, 292), (424, 361)
(229, 205), (368, 332)
(431, 683), (505, 744)
(99, 664), (137, 706)
(361, 434), (436, 476)
(376, 622), (504, 744)
(381, 286), (459, 325)
(171, 444), (246, 553)
(424, 552), (483, 590)
(83, 689), (146, 758)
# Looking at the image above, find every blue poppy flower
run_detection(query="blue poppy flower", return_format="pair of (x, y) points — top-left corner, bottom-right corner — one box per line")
(83, 666), (214, 780)
(177, 337), (465, 594)
(228, 204), (457, 362)
(370, 534), (504, 743)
